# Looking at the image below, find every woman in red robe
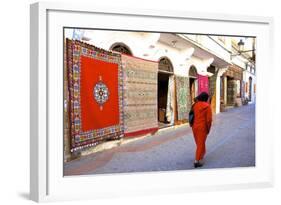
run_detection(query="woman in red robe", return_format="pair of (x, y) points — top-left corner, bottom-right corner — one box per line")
(191, 92), (212, 168)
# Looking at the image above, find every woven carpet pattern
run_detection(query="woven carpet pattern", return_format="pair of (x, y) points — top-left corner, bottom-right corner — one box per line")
(66, 39), (124, 152)
(121, 55), (158, 136)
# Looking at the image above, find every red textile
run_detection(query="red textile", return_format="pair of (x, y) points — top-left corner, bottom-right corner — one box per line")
(80, 56), (119, 132)
(198, 74), (209, 94)
(191, 101), (212, 161)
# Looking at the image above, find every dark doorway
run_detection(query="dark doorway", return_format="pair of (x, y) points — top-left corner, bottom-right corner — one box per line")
(220, 76), (224, 101)
(249, 77), (252, 101)
(227, 77), (237, 106)
(189, 66), (198, 104)
(158, 57), (174, 129)
(158, 73), (170, 124)
(189, 78), (196, 104)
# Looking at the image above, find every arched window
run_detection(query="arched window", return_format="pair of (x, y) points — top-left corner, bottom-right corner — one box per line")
(111, 43), (132, 55)
(189, 66), (197, 78)
(207, 65), (216, 74)
(158, 57), (173, 73)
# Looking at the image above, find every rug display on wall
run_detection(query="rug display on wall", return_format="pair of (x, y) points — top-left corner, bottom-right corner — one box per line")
(66, 39), (124, 152)
(175, 76), (190, 121)
(121, 54), (158, 137)
(198, 74), (209, 94)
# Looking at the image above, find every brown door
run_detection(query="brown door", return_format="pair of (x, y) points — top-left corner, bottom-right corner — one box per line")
(227, 79), (237, 105)
(190, 78), (195, 104)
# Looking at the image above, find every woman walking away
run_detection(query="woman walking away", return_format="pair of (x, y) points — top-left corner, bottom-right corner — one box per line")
(191, 92), (212, 168)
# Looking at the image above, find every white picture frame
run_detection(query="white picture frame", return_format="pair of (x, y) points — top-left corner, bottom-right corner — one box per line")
(30, 2), (274, 202)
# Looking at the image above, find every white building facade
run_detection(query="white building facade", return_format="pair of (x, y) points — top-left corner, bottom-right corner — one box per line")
(65, 29), (255, 119)
(63, 29), (256, 159)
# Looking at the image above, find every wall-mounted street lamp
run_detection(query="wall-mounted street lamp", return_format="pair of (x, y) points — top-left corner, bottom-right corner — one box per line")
(237, 39), (244, 52)
(231, 39), (255, 58)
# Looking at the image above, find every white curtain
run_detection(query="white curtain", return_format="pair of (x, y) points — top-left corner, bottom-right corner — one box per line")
(195, 79), (198, 97)
(166, 75), (175, 124)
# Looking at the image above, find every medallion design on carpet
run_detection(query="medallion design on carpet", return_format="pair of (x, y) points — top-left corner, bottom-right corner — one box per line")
(66, 39), (124, 152)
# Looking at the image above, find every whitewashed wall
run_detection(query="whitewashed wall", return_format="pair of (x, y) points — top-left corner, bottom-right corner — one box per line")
(65, 28), (240, 113)
(65, 29), (217, 77)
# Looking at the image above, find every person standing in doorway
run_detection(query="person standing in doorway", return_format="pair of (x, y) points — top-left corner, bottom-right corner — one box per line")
(191, 92), (212, 168)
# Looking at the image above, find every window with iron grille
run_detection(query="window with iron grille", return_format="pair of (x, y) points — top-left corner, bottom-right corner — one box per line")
(111, 44), (132, 55)
(159, 57), (173, 73)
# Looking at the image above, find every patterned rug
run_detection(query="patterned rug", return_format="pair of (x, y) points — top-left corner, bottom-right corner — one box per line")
(198, 74), (209, 94)
(66, 39), (124, 152)
(175, 76), (190, 121)
(121, 54), (158, 137)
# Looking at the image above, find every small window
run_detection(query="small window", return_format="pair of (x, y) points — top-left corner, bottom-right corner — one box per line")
(111, 44), (132, 55)
(189, 66), (197, 78)
(159, 57), (173, 73)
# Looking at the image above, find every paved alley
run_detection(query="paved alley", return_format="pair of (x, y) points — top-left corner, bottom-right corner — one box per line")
(64, 104), (255, 176)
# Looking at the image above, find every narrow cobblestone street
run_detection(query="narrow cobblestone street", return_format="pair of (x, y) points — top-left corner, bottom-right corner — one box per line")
(64, 104), (255, 176)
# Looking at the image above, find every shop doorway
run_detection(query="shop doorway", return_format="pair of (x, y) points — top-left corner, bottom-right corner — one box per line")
(158, 57), (174, 129)
(227, 77), (237, 106)
(189, 78), (197, 104)
(158, 73), (170, 126)
(189, 66), (198, 104)
(249, 77), (252, 102)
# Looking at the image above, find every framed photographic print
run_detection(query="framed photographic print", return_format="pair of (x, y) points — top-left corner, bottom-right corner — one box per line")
(30, 2), (274, 202)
